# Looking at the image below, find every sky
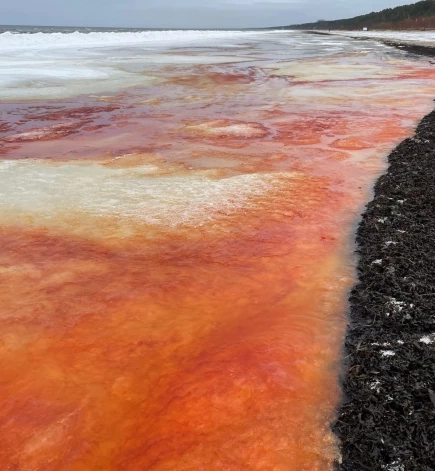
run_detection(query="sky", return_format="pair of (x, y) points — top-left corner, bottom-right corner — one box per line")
(0, 0), (415, 29)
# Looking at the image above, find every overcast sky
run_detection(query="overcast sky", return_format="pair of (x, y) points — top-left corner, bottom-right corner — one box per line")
(1, 0), (414, 29)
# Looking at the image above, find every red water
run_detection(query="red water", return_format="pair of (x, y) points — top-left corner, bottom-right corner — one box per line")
(1, 48), (435, 470)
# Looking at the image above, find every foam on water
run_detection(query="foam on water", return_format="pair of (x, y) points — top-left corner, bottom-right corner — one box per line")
(0, 30), (267, 51)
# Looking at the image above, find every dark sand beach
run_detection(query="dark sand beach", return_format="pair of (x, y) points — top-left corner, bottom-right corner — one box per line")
(335, 95), (435, 469)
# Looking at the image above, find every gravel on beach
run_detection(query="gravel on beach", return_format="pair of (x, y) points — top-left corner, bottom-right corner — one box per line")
(334, 109), (435, 470)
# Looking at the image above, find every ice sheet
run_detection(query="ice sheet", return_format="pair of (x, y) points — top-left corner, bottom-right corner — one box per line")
(0, 30), (388, 100)
(335, 30), (435, 44)
(0, 159), (295, 231)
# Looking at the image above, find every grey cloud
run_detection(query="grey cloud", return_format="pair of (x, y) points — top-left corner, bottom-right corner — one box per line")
(0, 0), (410, 29)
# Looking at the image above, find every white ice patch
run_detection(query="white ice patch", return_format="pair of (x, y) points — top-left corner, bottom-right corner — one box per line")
(383, 460), (405, 471)
(0, 159), (295, 233)
(419, 335), (435, 345)
(185, 121), (267, 139)
(370, 380), (381, 392)
(0, 57), (157, 100)
(381, 350), (396, 357)
(387, 298), (407, 312)
(335, 30), (435, 44)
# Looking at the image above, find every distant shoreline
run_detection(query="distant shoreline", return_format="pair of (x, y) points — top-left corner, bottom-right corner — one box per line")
(0, 25), (269, 34)
(332, 32), (435, 470)
(308, 30), (435, 58)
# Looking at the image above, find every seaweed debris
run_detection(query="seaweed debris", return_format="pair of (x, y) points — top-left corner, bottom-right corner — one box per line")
(335, 110), (435, 470)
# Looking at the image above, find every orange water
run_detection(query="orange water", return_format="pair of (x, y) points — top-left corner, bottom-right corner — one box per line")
(1, 38), (435, 470)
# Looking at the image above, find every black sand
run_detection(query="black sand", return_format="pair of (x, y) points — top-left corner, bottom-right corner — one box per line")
(334, 110), (435, 470)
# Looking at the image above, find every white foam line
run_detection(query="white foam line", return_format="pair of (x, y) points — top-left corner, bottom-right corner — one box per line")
(0, 30), (292, 52)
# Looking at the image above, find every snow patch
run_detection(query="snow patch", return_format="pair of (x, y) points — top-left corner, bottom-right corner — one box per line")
(387, 298), (407, 312)
(383, 460), (404, 471)
(370, 380), (381, 392)
(419, 335), (435, 345)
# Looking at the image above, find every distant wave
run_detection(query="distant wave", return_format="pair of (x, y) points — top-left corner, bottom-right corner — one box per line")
(0, 30), (265, 51)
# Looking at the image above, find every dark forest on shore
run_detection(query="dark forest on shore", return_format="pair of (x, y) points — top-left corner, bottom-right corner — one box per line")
(280, 0), (435, 30)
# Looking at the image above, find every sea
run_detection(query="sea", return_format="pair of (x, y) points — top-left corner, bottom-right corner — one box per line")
(0, 24), (434, 470)
(0, 25), (227, 33)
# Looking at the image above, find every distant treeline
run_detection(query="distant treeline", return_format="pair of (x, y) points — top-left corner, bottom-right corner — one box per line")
(280, 0), (435, 30)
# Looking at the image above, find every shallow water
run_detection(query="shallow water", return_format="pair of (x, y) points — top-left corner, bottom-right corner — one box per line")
(1, 30), (435, 470)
